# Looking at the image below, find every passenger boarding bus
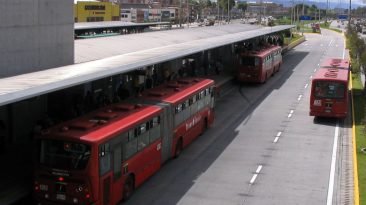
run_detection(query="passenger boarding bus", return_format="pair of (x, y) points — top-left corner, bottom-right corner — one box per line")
(309, 68), (349, 118)
(34, 77), (215, 205)
(237, 45), (282, 83)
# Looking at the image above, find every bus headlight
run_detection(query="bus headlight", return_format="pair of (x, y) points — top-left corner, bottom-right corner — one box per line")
(44, 193), (49, 199)
(73, 198), (78, 203)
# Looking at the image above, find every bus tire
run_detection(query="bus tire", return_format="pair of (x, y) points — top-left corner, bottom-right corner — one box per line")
(202, 118), (208, 134)
(262, 74), (268, 83)
(174, 138), (183, 158)
(123, 175), (135, 201)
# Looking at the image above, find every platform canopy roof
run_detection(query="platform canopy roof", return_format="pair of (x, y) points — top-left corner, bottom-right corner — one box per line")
(74, 21), (170, 32)
(0, 24), (293, 106)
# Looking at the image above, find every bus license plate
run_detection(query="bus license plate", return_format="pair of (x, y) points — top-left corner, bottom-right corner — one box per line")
(56, 194), (66, 200)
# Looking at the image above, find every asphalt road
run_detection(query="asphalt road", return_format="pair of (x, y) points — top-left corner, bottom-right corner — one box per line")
(121, 29), (352, 205)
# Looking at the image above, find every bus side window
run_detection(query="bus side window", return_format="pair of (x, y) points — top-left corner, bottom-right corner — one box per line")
(175, 103), (185, 127)
(138, 123), (149, 151)
(123, 129), (137, 160)
(99, 143), (111, 176)
(149, 116), (161, 143)
(111, 133), (124, 180)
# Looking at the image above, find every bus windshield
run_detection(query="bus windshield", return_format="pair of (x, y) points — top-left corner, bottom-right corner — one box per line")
(240, 56), (259, 67)
(39, 139), (91, 170)
(314, 81), (345, 99)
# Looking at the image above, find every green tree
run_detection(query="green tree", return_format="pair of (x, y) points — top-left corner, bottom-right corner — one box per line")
(347, 25), (366, 92)
(237, 2), (247, 12)
(218, 0), (235, 12)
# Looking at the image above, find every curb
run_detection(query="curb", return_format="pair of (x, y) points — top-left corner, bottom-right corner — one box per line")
(287, 36), (306, 50)
(282, 36), (306, 53)
(350, 72), (360, 205)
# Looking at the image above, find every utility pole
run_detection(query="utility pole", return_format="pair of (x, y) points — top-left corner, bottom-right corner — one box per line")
(187, 0), (189, 27)
(179, 0), (182, 27)
(217, 0), (219, 25)
(349, 0), (351, 23)
(227, 0), (230, 22)
(296, 3), (299, 23)
(259, 0), (262, 25)
(291, 0), (294, 25)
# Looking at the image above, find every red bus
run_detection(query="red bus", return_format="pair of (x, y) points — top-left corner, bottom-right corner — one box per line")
(34, 77), (215, 205)
(237, 45), (282, 83)
(138, 77), (215, 159)
(320, 58), (350, 70)
(309, 68), (349, 118)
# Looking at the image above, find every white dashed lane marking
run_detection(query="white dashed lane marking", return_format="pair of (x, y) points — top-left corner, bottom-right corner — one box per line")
(250, 165), (263, 184)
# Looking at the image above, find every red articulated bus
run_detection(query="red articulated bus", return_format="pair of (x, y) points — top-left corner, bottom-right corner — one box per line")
(309, 67), (349, 118)
(137, 78), (215, 159)
(34, 77), (215, 205)
(237, 45), (282, 83)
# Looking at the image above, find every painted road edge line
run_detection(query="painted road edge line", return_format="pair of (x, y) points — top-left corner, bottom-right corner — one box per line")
(350, 71), (360, 205)
(326, 122), (339, 205)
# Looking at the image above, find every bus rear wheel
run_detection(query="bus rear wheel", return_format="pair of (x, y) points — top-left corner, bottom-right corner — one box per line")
(201, 118), (208, 134)
(174, 139), (183, 158)
(262, 74), (268, 83)
(123, 175), (134, 201)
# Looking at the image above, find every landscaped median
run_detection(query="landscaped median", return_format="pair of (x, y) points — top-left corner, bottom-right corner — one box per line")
(351, 73), (364, 205)
(282, 33), (306, 52)
(347, 25), (366, 205)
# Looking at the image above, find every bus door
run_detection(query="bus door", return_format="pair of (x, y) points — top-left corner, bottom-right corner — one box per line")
(110, 134), (124, 203)
(157, 102), (173, 163)
(99, 142), (112, 205)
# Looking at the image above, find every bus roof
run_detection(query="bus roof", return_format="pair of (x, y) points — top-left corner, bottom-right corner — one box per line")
(38, 102), (161, 143)
(320, 58), (350, 70)
(312, 68), (349, 82)
(239, 45), (281, 58)
(139, 77), (214, 104)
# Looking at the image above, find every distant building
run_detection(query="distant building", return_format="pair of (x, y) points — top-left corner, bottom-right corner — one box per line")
(121, 7), (177, 23)
(74, 0), (120, 22)
(247, 2), (288, 17)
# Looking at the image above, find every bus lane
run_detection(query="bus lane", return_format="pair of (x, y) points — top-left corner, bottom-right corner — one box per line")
(122, 30), (351, 205)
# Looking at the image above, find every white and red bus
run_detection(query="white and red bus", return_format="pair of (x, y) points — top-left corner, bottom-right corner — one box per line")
(34, 77), (215, 205)
(309, 68), (349, 118)
(237, 45), (282, 83)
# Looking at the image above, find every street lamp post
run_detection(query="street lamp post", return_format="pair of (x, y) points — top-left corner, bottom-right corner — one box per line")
(349, 0), (351, 23)
(179, 0), (182, 27)
(187, 0), (189, 27)
(217, 0), (219, 25)
(227, 0), (230, 22)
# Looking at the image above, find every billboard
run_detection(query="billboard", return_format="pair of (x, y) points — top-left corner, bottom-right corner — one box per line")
(300, 15), (311, 20)
(338, 14), (348, 20)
